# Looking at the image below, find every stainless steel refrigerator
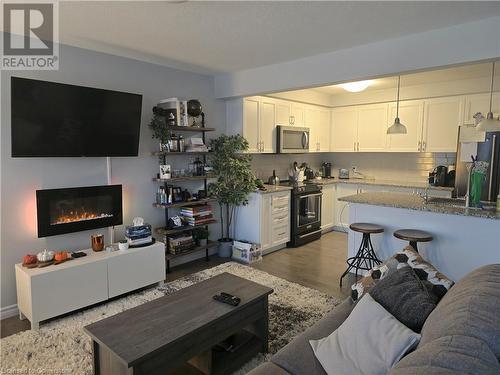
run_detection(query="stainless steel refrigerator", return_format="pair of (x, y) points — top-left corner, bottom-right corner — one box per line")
(455, 129), (500, 201)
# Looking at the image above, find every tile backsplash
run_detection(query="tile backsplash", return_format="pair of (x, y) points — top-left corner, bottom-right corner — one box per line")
(250, 152), (456, 182)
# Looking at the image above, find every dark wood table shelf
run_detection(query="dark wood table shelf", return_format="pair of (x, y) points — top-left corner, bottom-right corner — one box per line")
(84, 273), (273, 375)
(150, 151), (213, 156)
(152, 175), (216, 182)
(166, 240), (219, 260)
(152, 198), (216, 209)
(155, 220), (217, 237)
(164, 125), (216, 132)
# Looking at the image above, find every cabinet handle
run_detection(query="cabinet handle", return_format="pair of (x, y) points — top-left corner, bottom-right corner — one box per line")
(262, 141), (264, 151)
(354, 142), (356, 151)
(418, 141), (421, 152)
(357, 142), (360, 151)
(422, 141), (426, 152)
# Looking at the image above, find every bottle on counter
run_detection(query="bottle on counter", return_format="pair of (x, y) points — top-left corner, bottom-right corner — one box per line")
(178, 135), (185, 152)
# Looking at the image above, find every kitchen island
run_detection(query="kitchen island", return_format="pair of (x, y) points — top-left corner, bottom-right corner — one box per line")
(339, 192), (500, 281)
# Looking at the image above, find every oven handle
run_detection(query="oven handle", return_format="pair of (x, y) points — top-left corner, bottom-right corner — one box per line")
(298, 229), (322, 239)
(299, 192), (322, 199)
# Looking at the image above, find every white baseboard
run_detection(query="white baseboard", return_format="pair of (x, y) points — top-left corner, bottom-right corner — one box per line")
(1, 304), (19, 320)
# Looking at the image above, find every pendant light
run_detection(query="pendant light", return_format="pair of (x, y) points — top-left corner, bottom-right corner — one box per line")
(477, 61), (500, 132)
(387, 76), (407, 134)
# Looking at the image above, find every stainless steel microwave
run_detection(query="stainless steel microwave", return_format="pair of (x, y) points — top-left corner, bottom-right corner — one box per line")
(277, 126), (310, 153)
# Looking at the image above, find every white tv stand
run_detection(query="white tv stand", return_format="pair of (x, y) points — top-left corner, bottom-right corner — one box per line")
(15, 242), (165, 329)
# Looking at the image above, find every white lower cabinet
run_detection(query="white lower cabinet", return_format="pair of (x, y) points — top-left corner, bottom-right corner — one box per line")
(334, 184), (359, 231)
(321, 184), (335, 230)
(235, 191), (291, 254)
(15, 242), (165, 329)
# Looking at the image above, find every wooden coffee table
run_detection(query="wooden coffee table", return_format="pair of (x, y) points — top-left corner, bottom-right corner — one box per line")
(84, 272), (273, 375)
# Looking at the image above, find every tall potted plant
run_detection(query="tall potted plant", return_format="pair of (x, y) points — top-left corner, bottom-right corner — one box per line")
(209, 135), (256, 257)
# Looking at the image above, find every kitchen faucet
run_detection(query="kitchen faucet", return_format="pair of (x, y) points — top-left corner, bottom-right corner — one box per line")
(418, 186), (429, 203)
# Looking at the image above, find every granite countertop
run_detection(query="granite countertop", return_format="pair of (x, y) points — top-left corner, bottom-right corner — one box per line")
(339, 192), (500, 220)
(254, 185), (293, 194)
(311, 178), (454, 191)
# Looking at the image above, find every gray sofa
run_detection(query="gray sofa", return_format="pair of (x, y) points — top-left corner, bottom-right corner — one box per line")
(248, 264), (500, 375)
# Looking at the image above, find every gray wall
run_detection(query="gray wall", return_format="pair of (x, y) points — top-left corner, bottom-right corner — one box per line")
(0, 43), (225, 310)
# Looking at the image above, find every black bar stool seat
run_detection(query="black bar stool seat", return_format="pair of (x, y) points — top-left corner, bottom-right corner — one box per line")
(340, 223), (384, 287)
(393, 229), (433, 252)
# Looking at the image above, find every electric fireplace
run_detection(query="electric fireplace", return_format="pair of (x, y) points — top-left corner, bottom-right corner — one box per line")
(36, 185), (123, 237)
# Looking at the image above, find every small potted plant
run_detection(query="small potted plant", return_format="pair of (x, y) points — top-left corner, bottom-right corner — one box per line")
(148, 113), (170, 152)
(208, 135), (256, 257)
(193, 227), (209, 247)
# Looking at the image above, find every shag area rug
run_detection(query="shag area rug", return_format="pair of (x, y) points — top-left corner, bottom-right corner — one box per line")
(1, 262), (340, 375)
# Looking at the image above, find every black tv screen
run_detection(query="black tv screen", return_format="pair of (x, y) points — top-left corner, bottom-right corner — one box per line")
(11, 77), (143, 157)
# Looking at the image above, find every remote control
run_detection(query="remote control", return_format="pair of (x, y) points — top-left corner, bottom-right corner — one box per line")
(71, 252), (87, 258)
(213, 292), (241, 306)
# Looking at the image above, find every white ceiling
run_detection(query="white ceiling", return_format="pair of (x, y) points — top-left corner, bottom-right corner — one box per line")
(314, 63), (500, 95)
(50, 1), (500, 74)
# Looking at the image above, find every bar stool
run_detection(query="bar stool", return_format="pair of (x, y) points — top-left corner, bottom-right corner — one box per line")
(340, 223), (384, 287)
(393, 229), (433, 253)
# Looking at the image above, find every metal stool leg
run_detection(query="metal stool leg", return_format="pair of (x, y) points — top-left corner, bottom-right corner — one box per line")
(340, 233), (382, 287)
(409, 241), (418, 252)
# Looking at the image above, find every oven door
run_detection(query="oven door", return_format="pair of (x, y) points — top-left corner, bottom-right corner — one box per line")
(278, 126), (310, 153)
(296, 192), (321, 232)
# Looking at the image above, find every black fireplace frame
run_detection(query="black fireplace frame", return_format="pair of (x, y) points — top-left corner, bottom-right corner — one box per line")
(36, 184), (123, 238)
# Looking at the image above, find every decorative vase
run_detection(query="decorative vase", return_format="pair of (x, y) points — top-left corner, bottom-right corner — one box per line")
(218, 239), (233, 258)
(91, 234), (105, 252)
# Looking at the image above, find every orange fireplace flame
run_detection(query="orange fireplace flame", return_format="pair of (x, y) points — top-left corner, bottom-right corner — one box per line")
(51, 207), (113, 225)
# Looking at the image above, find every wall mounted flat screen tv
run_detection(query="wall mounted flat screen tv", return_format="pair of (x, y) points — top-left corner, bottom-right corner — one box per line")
(11, 77), (143, 157)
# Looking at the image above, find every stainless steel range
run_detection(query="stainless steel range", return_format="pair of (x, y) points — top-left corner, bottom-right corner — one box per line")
(280, 181), (322, 247)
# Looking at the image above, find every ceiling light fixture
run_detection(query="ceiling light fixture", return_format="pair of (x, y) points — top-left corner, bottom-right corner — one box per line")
(339, 80), (372, 93)
(387, 76), (407, 135)
(477, 61), (500, 132)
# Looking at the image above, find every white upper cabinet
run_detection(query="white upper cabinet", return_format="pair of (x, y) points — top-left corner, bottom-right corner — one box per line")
(317, 109), (331, 152)
(290, 103), (306, 126)
(226, 96), (276, 153)
(331, 107), (358, 152)
(387, 100), (424, 152)
(242, 97), (260, 153)
(275, 100), (292, 126)
(305, 107), (319, 152)
(422, 97), (464, 153)
(259, 98), (277, 153)
(357, 103), (389, 152)
(464, 93), (500, 125)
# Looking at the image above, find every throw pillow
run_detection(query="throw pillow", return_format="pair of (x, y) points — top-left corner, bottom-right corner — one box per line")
(370, 266), (438, 332)
(351, 255), (408, 301)
(351, 246), (454, 302)
(310, 294), (421, 375)
(395, 246), (454, 299)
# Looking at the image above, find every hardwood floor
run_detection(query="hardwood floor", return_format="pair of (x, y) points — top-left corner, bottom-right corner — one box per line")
(1, 231), (351, 338)
(253, 231), (353, 300)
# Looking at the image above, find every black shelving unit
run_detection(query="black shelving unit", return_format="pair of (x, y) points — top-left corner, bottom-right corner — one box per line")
(153, 126), (217, 273)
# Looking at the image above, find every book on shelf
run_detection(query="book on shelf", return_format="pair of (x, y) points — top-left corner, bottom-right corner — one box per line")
(167, 234), (195, 254)
(181, 205), (212, 213)
(181, 215), (214, 226)
(179, 209), (212, 218)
